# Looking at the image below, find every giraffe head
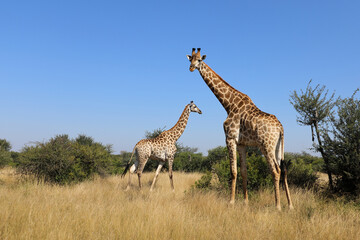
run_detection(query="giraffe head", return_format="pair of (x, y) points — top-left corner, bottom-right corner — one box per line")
(189, 101), (202, 114)
(187, 48), (206, 72)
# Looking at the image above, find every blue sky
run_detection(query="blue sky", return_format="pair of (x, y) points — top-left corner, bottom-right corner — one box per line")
(1, 1), (359, 155)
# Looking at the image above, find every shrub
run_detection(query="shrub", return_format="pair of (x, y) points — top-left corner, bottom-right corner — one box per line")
(284, 152), (319, 188)
(246, 154), (273, 190)
(194, 149), (321, 192)
(287, 159), (318, 188)
(206, 153), (272, 193)
(193, 171), (213, 190)
(173, 152), (205, 172)
(17, 134), (112, 184)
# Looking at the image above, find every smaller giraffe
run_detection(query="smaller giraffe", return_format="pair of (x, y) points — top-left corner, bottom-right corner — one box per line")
(121, 101), (202, 191)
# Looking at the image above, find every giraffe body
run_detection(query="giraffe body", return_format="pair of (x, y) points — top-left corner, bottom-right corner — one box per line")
(122, 101), (202, 191)
(187, 48), (293, 210)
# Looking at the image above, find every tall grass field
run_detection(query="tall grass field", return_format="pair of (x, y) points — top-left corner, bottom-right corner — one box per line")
(1, 167), (359, 240)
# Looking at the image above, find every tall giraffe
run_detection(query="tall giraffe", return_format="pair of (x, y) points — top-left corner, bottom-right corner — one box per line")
(121, 101), (202, 191)
(187, 48), (293, 210)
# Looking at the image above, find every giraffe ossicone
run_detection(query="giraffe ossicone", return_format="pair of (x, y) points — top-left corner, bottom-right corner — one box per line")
(121, 101), (202, 192)
(187, 48), (293, 210)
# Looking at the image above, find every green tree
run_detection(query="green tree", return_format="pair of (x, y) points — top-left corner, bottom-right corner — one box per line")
(290, 80), (337, 189)
(322, 90), (360, 195)
(145, 127), (165, 139)
(76, 134), (95, 146)
(205, 146), (228, 171)
(0, 139), (12, 152)
(176, 142), (198, 154)
(0, 139), (12, 168)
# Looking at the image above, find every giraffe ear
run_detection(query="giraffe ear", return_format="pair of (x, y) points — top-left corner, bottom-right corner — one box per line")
(186, 55), (192, 61)
(201, 55), (206, 60)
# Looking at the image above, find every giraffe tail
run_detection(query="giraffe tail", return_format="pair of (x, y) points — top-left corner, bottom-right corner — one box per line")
(279, 131), (290, 187)
(121, 146), (136, 178)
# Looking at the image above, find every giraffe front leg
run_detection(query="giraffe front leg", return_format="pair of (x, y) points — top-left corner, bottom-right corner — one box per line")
(226, 137), (237, 204)
(237, 145), (248, 205)
(150, 161), (164, 192)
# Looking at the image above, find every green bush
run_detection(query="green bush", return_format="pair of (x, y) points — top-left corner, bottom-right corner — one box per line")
(285, 153), (319, 188)
(193, 171), (213, 190)
(173, 152), (205, 172)
(287, 159), (318, 188)
(209, 153), (272, 193)
(285, 152), (324, 172)
(17, 134), (112, 184)
(246, 154), (273, 190)
(194, 149), (321, 192)
(111, 153), (127, 175)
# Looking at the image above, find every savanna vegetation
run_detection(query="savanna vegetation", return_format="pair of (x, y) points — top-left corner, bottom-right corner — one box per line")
(1, 82), (360, 239)
(1, 168), (360, 240)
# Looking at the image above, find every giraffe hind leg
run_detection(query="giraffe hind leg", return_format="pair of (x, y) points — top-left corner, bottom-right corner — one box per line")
(168, 157), (175, 192)
(136, 157), (149, 190)
(278, 158), (294, 209)
(282, 161), (294, 209)
(275, 133), (294, 209)
(237, 145), (248, 205)
(262, 146), (281, 210)
(125, 157), (139, 191)
(125, 160), (139, 191)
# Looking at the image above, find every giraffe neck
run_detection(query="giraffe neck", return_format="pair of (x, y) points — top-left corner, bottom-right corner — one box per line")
(167, 104), (191, 141)
(198, 62), (247, 114)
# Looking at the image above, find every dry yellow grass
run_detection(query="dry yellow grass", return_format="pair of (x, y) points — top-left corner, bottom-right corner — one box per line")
(1, 168), (360, 240)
